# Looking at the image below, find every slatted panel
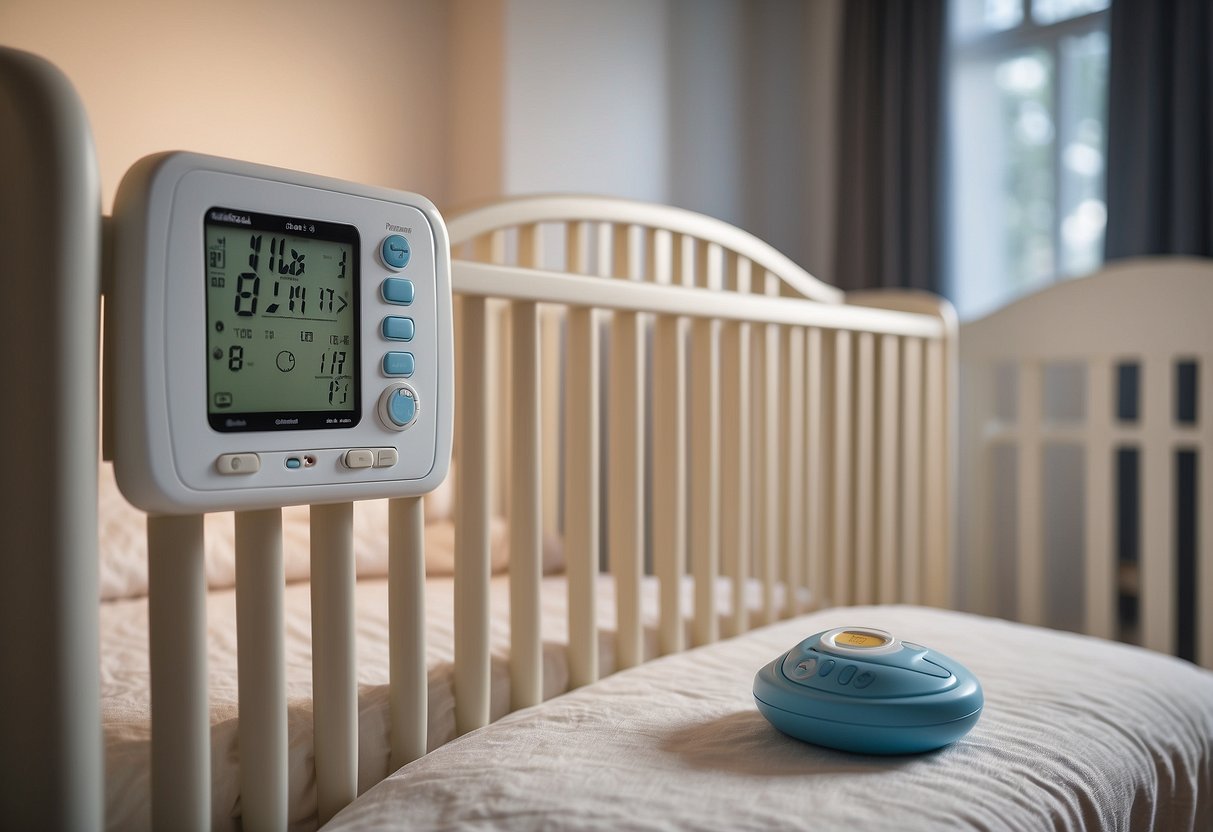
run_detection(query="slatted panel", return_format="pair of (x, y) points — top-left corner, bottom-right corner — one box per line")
(690, 315), (720, 645)
(853, 332), (876, 605)
(804, 328), (826, 609)
(653, 313), (687, 654)
(565, 306), (600, 687)
(900, 339), (923, 604)
(147, 514), (209, 832)
(510, 224), (543, 709)
(388, 496), (427, 768)
(781, 327), (805, 616)
(309, 502), (356, 825)
(831, 331), (853, 606)
(1141, 355), (1174, 654)
(609, 223), (645, 670)
(1083, 358), (1115, 640)
(877, 335), (900, 604)
(234, 509), (287, 831)
(455, 296), (491, 733)
(1014, 361), (1043, 624)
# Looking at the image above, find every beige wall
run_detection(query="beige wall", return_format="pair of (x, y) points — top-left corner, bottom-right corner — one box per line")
(0, 0), (451, 211)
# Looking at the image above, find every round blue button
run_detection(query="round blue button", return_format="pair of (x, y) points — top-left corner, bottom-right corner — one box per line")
(381, 234), (411, 270)
(387, 387), (417, 427)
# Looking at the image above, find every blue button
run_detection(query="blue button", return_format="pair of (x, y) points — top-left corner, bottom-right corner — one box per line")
(383, 351), (415, 377)
(382, 316), (415, 341)
(285, 457), (302, 470)
(381, 234), (411, 270)
(382, 278), (415, 305)
(387, 387), (417, 427)
(818, 659), (836, 677)
(853, 671), (876, 689)
(838, 665), (857, 685)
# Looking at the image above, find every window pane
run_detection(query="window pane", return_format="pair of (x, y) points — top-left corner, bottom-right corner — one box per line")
(1032, 0), (1110, 25)
(952, 0), (1023, 38)
(1058, 30), (1109, 276)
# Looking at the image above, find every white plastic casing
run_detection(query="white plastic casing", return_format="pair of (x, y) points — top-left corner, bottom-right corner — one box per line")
(111, 152), (453, 514)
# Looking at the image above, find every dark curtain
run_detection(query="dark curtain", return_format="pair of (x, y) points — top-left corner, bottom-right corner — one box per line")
(1105, 0), (1213, 259)
(833, 0), (946, 292)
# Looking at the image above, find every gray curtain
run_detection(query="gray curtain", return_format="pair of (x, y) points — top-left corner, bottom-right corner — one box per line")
(1105, 0), (1213, 259)
(833, 0), (945, 292)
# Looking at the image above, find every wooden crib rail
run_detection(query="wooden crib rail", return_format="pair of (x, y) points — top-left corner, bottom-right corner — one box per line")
(447, 247), (954, 736)
(960, 258), (1213, 670)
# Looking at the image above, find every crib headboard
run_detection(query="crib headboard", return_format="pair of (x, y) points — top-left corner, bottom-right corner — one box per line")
(959, 258), (1213, 669)
(445, 195), (957, 734)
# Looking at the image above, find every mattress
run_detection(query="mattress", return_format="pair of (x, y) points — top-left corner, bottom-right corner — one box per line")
(327, 605), (1213, 832)
(101, 572), (804, 831)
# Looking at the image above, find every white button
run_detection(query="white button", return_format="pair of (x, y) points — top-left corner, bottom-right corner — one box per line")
(344, 449), (375, 469)
(375, 448), (399, 468)
(216, 453), (260, 475)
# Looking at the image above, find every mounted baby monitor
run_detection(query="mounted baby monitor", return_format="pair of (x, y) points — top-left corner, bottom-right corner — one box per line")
(753, 627), (983, 754)
(110, 152), (453, 514)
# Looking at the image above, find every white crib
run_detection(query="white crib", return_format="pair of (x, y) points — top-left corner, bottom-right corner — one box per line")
(1, 47), (1210, 832)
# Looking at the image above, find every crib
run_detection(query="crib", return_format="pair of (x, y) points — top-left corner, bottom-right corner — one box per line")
(1, 48), (1211, 832)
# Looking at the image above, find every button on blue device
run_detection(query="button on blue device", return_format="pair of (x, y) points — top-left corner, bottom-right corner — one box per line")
(381, 234), (411, 270)
(382, 351), (415, 377)
(754, 626), (983, 755)
(382, 316), (415, 341)
(382, 278), (415, 305)
(387, 387), (417, 427)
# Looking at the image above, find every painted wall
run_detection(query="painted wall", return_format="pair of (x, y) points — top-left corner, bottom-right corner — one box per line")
(0, 0), (451, 212)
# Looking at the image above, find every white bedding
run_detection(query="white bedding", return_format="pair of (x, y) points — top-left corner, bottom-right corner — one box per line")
(101, 573), (803, 831)
(328, 606), (1213, 832)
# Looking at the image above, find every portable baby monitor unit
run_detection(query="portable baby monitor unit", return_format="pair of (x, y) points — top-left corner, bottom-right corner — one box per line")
(753, 627), (983, 754)
(110, 152), (453, 514)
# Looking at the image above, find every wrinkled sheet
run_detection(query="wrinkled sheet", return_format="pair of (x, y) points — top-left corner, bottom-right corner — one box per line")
(101, 574), (803, 831)
(329, 606), (1213, 832)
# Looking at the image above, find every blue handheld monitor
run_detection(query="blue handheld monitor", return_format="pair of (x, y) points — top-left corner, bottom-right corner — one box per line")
(753, 627), (983, 754)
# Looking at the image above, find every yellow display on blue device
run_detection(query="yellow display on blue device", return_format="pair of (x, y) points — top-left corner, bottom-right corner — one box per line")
(753, 627), (983, 754)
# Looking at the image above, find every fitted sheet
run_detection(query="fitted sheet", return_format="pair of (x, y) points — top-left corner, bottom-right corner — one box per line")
(328, 605), (1213, 832)
(101, 573), (804, 831)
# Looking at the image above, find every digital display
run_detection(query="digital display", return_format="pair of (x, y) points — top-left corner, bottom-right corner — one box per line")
(836, 631), (889, 648)
(204, 207), (360, 431)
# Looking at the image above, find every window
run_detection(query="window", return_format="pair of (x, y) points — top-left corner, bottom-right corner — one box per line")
(947, 0), (1110, 319)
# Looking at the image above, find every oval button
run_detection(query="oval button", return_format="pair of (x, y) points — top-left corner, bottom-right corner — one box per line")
(379, 383), (419, 430)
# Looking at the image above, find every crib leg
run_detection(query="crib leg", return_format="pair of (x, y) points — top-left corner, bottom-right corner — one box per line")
(389, 496), (427, 769)
(147, 513), (210, 832)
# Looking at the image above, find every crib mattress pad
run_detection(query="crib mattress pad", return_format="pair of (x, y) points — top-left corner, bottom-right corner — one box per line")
(328, 605), (1213, 832)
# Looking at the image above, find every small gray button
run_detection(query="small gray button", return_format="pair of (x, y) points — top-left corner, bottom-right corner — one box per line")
(216, 453), (260, 475)
(344, 449), (375, 469)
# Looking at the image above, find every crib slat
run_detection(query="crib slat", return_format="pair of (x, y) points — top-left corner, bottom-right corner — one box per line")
(877, 336), (900, 604)
(1015, 361), (1044, 625)
(456, 296), (492, 732)
(540, 306), (563, 542)
(1141, 355), (1174, 655)
(235, 509), (287, 832)
(1200, 357), (1213, 670)
(565, 306), (600, 687)
(512, 230), (544, 709)
(310, 502), (357, 825)
(510, 300), (543, 708)
(608, 225), (645, 668)
(924, 336), (952, 608)
(690, 316), (721, 645)
(805, 328), (826, 609)
(753, 321), (781, 624)
(647, 228), (674, 284)
(854, 332), (876, 605)
(901, 338), (924, 603)
(147, 514), (209, 832)
(654, 314), (687, 654)
(831, 330), (853, 606)
(720, 319), (751, 637)
(781, 326), (806, 616)
(388, 497), (428, 768)
(1083, 359), (1115, 640)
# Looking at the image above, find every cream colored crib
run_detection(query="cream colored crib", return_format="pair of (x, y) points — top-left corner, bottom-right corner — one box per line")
(0, 49), (955, 830)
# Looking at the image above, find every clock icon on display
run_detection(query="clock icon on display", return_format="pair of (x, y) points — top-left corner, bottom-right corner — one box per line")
(276, 350), (296, 372)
